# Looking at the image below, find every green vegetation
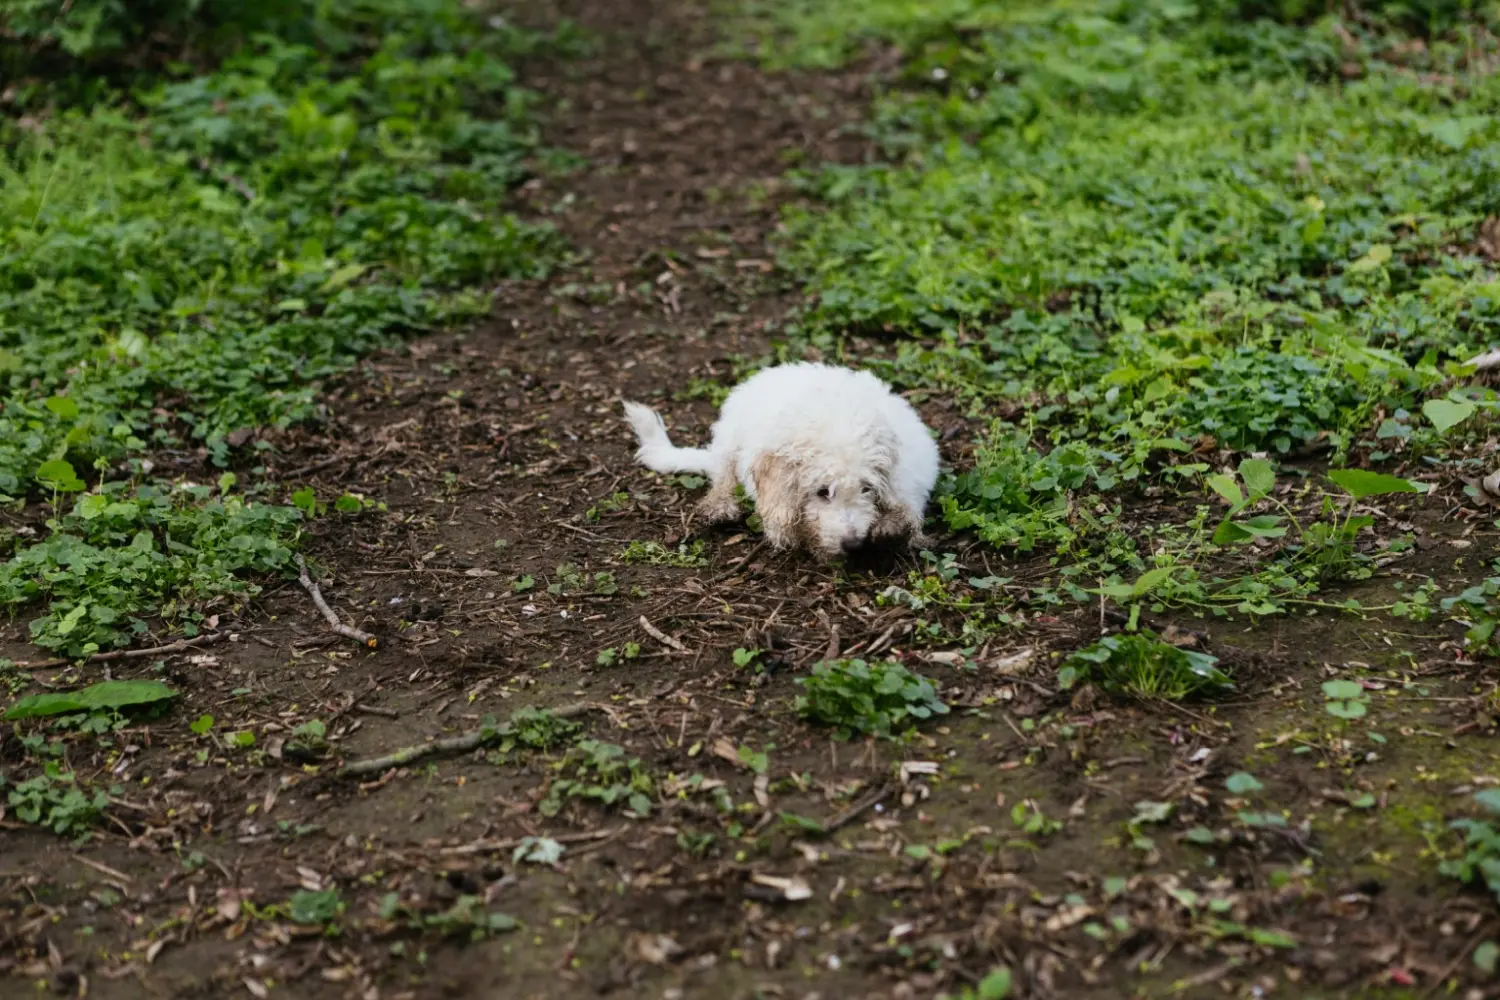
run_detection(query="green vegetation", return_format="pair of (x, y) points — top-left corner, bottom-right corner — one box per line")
(1441, 789), (1500, 903)
(1, 485), (302, 655)
(1057, 632), (1231, 700)
(0, 0), (570, 653)
(795, 658), (949, 738)
(539, 739), (655, 817)
(745, 0), (1500, 512)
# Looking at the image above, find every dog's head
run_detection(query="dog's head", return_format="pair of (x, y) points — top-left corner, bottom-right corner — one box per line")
(752, 446), (895, 560)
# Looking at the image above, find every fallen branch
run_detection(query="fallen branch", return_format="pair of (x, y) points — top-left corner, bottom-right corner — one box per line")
(297, 556), (376, 649)
(15, 631), (231, 671)
(639, 615), (687, 652)
(337, 702), (597, 778)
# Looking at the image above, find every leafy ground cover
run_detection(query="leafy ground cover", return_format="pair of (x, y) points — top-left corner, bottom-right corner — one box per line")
(0, 0), (566, 651)
(3, 0), (1500, 997)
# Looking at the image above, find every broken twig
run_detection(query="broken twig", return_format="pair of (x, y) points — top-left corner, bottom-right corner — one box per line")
(15, 631), (231, 671)
(337, 702), (598, 778)
(297, 556), (376, 649)
(639, 615), (687, 652)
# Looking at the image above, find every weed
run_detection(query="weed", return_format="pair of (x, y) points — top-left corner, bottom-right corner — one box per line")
(546, 563), (618, 596)
(1440, 789), (1500, 904)
(585, 492), (631, 522)
(595, 642), (641, 667)
(539, 739), (653, 817)
(752, 0), (1495, 497)
(1010, 800), (1062, 839)
(0, 0), (568, 647)
(795, 658), (949, 739)
(5, 764), (113, 838)
(1057, 633), (1231, 701)
(1321, 679), (1371, 720)
(0, 485), (303, 655)
(1443, 575), (1500, 657)
(618, 540), (709, 568)
(480, 706), (581, 764)
(287, 888), (344, 927)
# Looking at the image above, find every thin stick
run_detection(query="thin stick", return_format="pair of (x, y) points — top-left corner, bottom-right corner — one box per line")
(1420, 920), (1496, 1000)
(14, 631), (230, 671)
(639, 615), (687, 652)
(337, 702), (597, 778)
(822, 782), (892, 834)
(297, 557), (376, 649)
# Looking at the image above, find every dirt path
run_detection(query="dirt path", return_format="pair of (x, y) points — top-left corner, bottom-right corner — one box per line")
(4, 2), (1497, 998)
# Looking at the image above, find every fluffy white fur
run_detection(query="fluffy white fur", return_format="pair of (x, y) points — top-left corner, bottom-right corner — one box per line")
(622, 362), (940, 560)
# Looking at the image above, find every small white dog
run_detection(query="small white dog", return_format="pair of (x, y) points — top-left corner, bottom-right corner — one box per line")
(622, 362), (939, 559)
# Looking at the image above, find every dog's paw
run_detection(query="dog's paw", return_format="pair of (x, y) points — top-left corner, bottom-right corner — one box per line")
(693, 496), (742, 525)
(907, 529), (937, 550)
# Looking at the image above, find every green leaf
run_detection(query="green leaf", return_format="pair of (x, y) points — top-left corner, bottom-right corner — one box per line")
(288, 888), (343, 925)
(1474, 940), (1499, 976)
(5, 679), (178, 720)
(1132, 800), (1174, 824)
(1205, 473), (1243, 508)
(1132, 567), (1173, 597)
(1238, 458), (1275, 500)
(190, 714), (215, 735)
(512, 836), (565, 865)
(44, 396), (79, 420)
(1327, 469), (1423, 498)
(290, 487), (317, 515)
(977, 967), (1012, 1000)
(36, 458), (84, 491)
(1321, 680), (1364, 700)
(319, 262), (368, 293)
(1184, 826), (1216, 845)
(334, 493), (364, 513)
(1475, 789), (1500, 814)
(1093, 583), (1136, 599)
(1348, 243), (1392, 273)
(76, 494), (108, 520)
(1423, 398), (1476, 434)
(1325, 700), (1367, 720)
(1224, 772), (1263, 795)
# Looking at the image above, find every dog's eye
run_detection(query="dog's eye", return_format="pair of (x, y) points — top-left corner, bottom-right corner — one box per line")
(861, 484), (874, 495)
(816, 486), (831, 500)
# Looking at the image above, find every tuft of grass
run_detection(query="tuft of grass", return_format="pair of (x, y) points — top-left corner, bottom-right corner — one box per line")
(795, 658), (949, 739)
(1057, 632), (1232, 701)
(618, 540), (710, 567)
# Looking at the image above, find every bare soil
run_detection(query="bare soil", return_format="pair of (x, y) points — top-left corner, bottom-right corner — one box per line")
(5, 2), (1500, 999)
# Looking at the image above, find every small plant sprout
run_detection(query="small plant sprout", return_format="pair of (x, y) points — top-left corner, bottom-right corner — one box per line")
(795, 659), (949, 740)
(1057, 633), (1231, 701)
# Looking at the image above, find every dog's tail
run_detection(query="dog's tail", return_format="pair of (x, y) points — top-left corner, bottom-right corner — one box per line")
(621, 401), (712, 474)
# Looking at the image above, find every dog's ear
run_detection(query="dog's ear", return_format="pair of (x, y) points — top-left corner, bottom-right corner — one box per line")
(750, 452), (803, 550)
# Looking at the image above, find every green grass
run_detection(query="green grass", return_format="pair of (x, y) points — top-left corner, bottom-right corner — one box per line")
(743, 0), (1500, 559)
(0, 0), (572, 654)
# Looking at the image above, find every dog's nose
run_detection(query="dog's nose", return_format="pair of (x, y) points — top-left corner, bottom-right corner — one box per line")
(841, 534), (866, 554)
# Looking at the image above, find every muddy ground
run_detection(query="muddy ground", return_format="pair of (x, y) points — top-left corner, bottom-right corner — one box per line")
(5, 1), (1500, 998)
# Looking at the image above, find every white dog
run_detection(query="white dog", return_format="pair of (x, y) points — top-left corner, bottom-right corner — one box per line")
(622, 362), (939, 559)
